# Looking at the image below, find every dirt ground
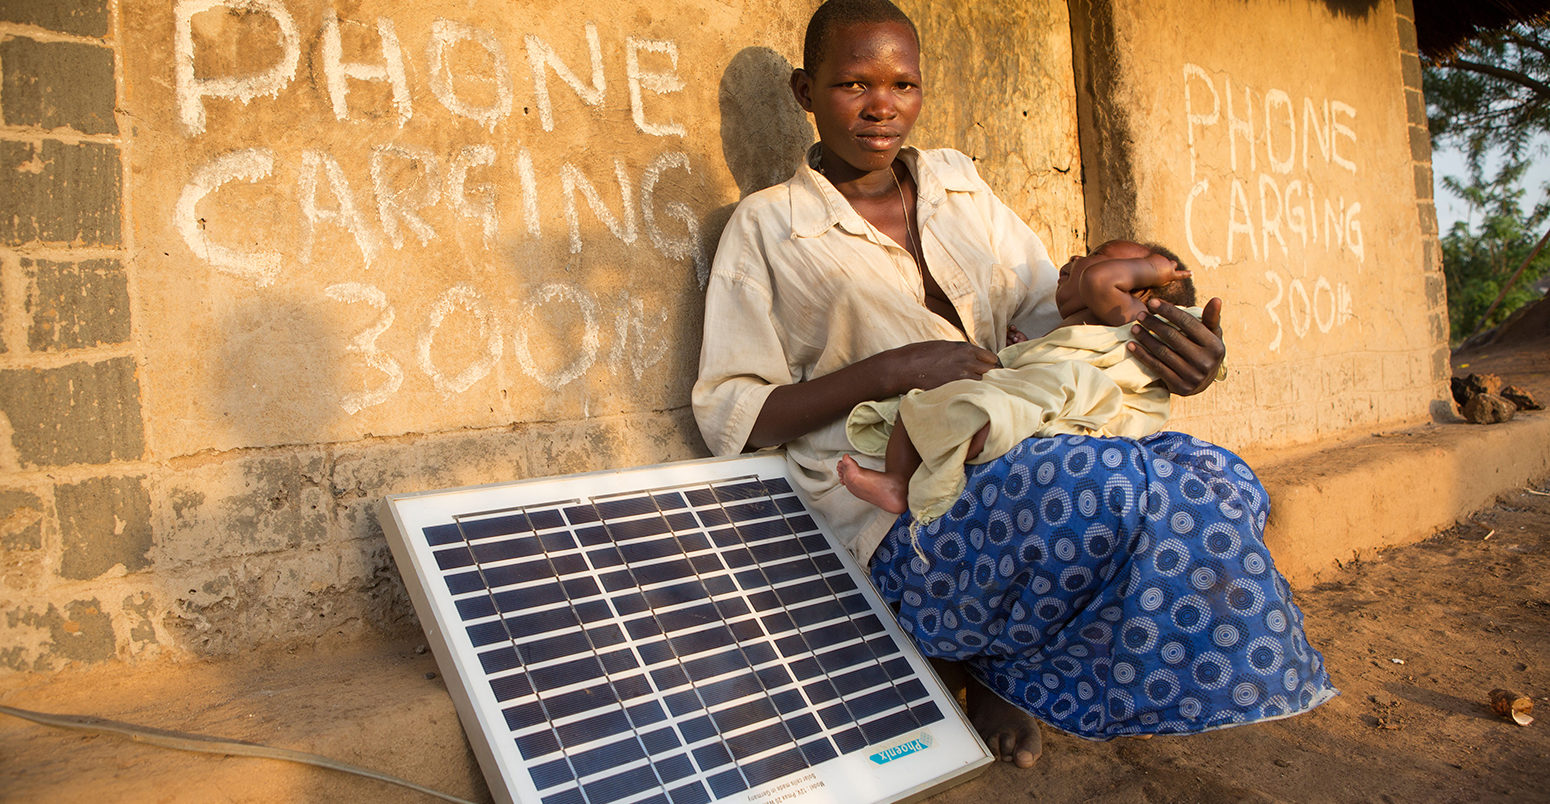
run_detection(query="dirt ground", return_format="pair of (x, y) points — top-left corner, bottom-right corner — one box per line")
(3, 324), (1548, 803)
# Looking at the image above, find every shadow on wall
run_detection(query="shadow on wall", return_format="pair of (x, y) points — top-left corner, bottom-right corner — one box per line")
(215, 294), (347, 448)
(719, 47), (813, 201)
(1271, 0), (1381, 17)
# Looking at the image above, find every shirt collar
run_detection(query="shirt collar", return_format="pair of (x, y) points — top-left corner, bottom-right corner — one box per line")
(788, 144), (977, 239)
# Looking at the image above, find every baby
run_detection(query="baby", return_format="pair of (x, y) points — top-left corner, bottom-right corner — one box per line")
(838, 240), (1198, 521)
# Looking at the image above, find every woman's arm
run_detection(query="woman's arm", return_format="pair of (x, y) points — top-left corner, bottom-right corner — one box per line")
(745, 340), (1000, 449)
(1127, 297), (1226, 396)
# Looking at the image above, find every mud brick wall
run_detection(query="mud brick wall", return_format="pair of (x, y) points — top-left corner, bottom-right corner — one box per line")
(0, 0), (1444, 675)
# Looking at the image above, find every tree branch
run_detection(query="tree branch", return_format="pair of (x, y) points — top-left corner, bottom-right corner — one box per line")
(1448, 58), (1550, 100)
(1505, 30), (1550, 61)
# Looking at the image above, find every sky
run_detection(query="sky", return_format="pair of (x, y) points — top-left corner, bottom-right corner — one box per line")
(1431, 139), (1550, 234)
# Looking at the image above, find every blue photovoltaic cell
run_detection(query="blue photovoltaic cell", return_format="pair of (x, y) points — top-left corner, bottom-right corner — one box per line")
(414, 475), (946, 804)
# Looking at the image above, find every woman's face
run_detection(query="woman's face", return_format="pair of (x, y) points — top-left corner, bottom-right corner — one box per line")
(793, 21), (922, 177)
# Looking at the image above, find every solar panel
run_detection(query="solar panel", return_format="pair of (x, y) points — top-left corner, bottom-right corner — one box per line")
(382, 453), (991, 804)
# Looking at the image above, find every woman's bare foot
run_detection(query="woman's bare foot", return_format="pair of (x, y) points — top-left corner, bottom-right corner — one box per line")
(837, 455), (908, 514)
(966, 677), (1042, 767)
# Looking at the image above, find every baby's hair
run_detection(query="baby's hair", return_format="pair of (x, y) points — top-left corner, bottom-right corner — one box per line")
(803, 0), (920, 73)
(1139, 242), (1197, 308)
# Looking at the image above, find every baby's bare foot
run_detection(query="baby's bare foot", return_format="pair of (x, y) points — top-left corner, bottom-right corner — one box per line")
(966, 678), (1042, 768)
(837, 455), (908, 514)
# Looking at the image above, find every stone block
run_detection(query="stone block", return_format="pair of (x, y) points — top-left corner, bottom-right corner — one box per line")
(1408, 125), (1432, 164)
(0, 139), (120, 246)
(1404, 89), (1423, 125)
(1395, 18), (1417, 54)
(0, 488), (45, 551)
(1, 598), (116, 670)
(1424, 272), (1445, 306)
(0, 0), (108, 37)
(0, 38), (117, 134)
(153, 451), (328, 569)
(56, 474), (152, 579)
(1393, 0), (1415, 21)
(25, 257), (131, 351)
(1402, 53), (1422, 89)
(0, 357), (144, 467)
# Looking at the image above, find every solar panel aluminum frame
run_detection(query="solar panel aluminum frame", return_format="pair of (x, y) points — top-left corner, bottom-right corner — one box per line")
(381, 453), (992, 804)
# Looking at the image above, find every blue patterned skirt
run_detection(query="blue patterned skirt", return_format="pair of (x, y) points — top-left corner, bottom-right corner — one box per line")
(868, 432), (1337, 739)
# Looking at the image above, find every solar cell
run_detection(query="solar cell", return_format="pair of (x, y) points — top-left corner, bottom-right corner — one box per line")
(383, 453), (991, 804)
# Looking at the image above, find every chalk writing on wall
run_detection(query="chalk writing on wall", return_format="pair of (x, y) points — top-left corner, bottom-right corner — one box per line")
(169, 0), (705, 415)
(1181, 63), (1361, 352)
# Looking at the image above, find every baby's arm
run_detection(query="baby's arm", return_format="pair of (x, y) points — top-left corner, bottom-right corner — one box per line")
(1079, 253), (1190, 326)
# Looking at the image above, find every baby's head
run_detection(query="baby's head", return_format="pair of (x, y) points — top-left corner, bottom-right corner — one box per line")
(1129, 243), (1196, 308)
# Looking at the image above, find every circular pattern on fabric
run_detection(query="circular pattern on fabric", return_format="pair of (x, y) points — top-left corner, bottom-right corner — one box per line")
(979, 481), (999, 508)
(1034, 597), (1068, 623)
(1106, 689), (1134, 720)
(1076, 680), (1096, 701)
(1042, 488), (1073, 527)
(1190, 652), (1232, 690)
(1181, 475), (1211, 504)
(1060, 566), (1094, 593)
(1226, 579), (1264, 615)
(1159, 639), (1191, 667)
(1014, 503), (1037, 534)
(1105, 475), (1135, 516)
(1282, 667), (1300, 693)
(1211, 622), (1242, 649)
(1171, 594), (1210, 633)
(1154, 538), (1190, 576)
(1247, 635), (1284, 674)
(1102, 447), (1125, 468)
(1178, 696), (1204, 720)
(1189, 566), (1218, 592)
(1170, 510), (1195, 535)
(1112, 660), (1139, 685)
(1036, 460), (1057, 485)
(1078, 487), (1099, 518)
(1232, 681), (1263, 707)
(987, 509), (1014, 546)
(1203, 523), (1241, 558)
(1138, 585), (1168, 613)
(1242, 551), (1268, 576)
(1083, 523), (1115, 559)
(1054, 536), (1078, 561)
(1264, 607), (1289, 634)
(1151, 458), (1175, 479)
(1121, 618), (1159, 653)
(935, 530), (966, 562)
(1065, 445), (1096, 476)
(1144, 669), (1180, 705)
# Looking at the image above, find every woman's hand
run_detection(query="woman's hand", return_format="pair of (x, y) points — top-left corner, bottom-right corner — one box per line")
(1127, 297), (1225, 396)
(883, 340), (1001, 394)
(744, 339), (998, 450)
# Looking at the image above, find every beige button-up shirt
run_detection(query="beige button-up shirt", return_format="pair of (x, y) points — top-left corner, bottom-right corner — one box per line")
(692, 146), (1061, 561)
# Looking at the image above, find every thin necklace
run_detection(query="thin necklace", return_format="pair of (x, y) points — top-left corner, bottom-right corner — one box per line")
(817, 156), (921, 270)
(891, 165), (920, 269)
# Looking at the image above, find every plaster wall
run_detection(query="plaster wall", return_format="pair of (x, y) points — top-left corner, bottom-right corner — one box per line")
(1071, 0), (1450, 449)
(0, 0), (1085, 672)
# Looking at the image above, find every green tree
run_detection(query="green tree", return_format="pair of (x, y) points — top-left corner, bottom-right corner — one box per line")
(1425, 21), (1550, 341)
(1439, 160), (1550, 341)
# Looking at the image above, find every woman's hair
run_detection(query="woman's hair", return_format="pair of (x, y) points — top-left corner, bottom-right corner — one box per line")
(802, 0), (919, 73)
(1138, 242), (1197, 308)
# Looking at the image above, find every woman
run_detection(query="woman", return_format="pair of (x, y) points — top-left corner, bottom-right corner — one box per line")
(693, 0), (1334, 767)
